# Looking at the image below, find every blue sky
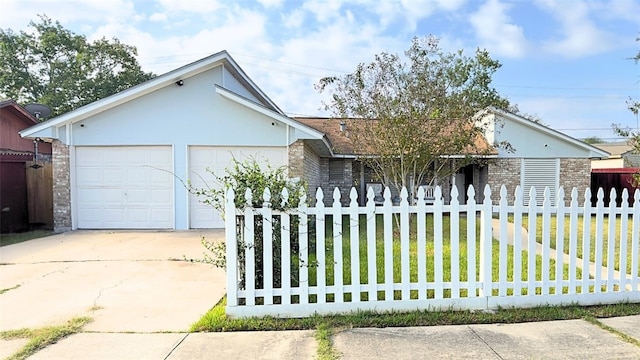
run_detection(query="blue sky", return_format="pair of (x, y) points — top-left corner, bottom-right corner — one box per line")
(1, 0), (639, 141)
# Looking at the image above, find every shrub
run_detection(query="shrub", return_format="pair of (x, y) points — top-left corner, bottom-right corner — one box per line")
(191, 158), (307, 290)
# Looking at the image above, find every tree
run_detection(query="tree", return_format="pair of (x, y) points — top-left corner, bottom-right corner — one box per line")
(316, 36), (510, 201)
(582, 136), (605, 145)
(628, 36), (640, 117)
(614, 36), (640, 185)
(0, 15), (154, 118)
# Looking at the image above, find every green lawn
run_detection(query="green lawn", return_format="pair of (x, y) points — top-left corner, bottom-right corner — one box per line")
(0, 230), (53, 247)
(513, 214), (639, 277)
(268, 214), (578, 303)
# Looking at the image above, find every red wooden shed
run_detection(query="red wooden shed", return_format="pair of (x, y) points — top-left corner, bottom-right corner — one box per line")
(0, 100), (53, 233)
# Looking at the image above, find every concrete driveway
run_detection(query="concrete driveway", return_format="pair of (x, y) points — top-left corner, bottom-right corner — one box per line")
(0, 230), (226, 333)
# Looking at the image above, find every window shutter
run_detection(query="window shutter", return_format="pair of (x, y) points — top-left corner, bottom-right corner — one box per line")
(521, 158), (559, 205)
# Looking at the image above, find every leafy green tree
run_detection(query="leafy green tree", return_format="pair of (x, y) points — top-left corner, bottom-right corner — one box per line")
(317, 35), (510, 200)
(0, 15), (154, 118)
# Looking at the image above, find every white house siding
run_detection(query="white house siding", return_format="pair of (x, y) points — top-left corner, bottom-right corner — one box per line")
(188, 146), (287, 228)
(65, 66), (291, 230)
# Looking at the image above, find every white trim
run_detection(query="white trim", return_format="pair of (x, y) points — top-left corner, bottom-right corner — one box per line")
(483, 107), (609, 158)
(70, 145), (77, 230)
(20, 51), (283, 139)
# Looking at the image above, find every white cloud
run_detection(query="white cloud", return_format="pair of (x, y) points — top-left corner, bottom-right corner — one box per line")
(535, 0), (613, 57)
(156, 0), (223, 14)
(149, 13), (167, 22)
(257, 0), (284, 8)
(301, 0), (347, 23)
(0, 0), (137, 32)
(282, 9), (305, 29)
(469, 0), (527, 58)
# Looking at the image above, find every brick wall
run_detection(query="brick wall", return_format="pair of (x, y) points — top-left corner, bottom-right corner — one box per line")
(559, 158), (591, 203)
(487, 158), (521, 204)
(288, 140), (322, 204)
(52, 140), (71, 232)
(486, 158), (592, 204)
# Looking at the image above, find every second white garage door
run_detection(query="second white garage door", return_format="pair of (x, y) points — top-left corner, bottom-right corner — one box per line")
(188, 146), (287, 228)
(75, 146), (174, 229)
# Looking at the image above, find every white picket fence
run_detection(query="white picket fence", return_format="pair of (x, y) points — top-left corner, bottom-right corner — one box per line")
(224, 185), (640, 318)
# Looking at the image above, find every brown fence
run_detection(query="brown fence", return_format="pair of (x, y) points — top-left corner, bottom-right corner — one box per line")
(591, 168), (640, 207)
(25, 161), (53, 229)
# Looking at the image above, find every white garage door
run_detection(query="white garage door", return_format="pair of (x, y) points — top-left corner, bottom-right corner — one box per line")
(189, 146), (287, 228)
(76, 146), (174, 229)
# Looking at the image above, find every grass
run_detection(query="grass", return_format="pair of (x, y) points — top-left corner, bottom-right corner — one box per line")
(0, 317), (92, 360)
(0, 230), (53, 247)
(192, 298), (640, 357)
(192, 296), (640, 332)
(0, 284), (21, 295)
(514, 214), (639, 276)
(268, 214), (578, 302)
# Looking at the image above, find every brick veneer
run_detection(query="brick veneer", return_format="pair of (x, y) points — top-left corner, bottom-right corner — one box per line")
(486, 158), (521, 204)
(52, 140), (71, 232)
(288, 140), (321, 204)
(559, 158), (591, 203)
(487, 158), (592, 204)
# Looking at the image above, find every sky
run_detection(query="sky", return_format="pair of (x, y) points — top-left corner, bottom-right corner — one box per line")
(1, 0), (639, 142)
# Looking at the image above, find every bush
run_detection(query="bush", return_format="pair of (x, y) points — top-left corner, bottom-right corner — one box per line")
(191, 158), (307, 290)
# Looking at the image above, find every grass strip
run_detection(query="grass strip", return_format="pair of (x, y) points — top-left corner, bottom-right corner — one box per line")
(583, 315), (640, 349)
(0, 284), (21, 294)
(191, 297), (640, 332)
(0, 317), (92, 360)
(315, 322), (340, 360)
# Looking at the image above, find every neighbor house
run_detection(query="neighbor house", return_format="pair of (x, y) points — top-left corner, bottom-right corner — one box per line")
(591, 141), (640, 169)
(20, 51), (608, 232)
(294, 108), (608, 207)
(1, 100), (52, 232)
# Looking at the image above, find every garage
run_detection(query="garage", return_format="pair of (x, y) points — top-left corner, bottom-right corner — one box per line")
(75, 146), (174, 229)
(188, 146), (287, 228)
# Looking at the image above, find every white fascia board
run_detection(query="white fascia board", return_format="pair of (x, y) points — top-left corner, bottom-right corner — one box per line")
(20, 51), (280, 139)
(484, 106), (610, 158)
(221, 55), (284, 115)
(215, 86), (325, 140)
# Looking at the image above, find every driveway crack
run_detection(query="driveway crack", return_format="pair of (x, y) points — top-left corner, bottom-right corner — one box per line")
(93, 273), (137, 308)
(468, 325), (504, 359)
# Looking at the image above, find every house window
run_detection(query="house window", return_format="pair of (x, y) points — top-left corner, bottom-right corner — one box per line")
(329, 159), (344, 180)
(521, 158), (559, 205)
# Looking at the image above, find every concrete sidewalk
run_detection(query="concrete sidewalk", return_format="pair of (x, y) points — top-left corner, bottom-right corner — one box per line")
(3, 315), (637, 359)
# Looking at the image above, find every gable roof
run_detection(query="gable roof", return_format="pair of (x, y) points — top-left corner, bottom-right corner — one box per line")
(480, 107), (610, 158)
(0, 99), (38, 126)
(592, 141), (632, 158)
(20, 51), (285, 139)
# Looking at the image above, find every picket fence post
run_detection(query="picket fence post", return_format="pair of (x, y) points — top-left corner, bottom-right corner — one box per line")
(479, 185), (492, 297)
(261, 188), (273, 304)
(225, 188), (238, 307)
(244, 189), (255, 306)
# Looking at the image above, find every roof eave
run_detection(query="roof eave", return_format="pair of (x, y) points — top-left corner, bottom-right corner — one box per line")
(484, 106), (610, 158)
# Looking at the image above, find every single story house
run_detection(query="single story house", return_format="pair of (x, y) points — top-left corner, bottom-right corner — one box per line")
(591, 141), (640, 169)
(20, 51), (608, 232)
(296, 108), (608, 207)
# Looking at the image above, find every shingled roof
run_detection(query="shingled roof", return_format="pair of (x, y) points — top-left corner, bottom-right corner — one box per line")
(294, 117), (497, 157)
